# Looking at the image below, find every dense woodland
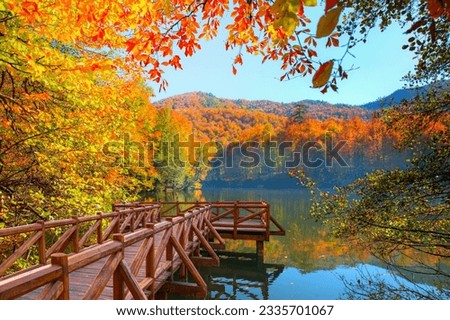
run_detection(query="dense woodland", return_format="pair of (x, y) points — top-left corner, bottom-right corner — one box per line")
(155, 92), (412, 187)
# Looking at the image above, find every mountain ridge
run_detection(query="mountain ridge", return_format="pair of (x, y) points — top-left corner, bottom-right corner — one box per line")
(154, 91), (372, 120)
(154, 82), (445, 120)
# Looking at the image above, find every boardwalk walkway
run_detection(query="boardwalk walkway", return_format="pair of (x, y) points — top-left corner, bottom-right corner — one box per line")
(0, 201), (284, 300)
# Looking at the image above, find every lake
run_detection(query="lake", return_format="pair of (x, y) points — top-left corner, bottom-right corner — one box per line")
(150, 187), (439, 299)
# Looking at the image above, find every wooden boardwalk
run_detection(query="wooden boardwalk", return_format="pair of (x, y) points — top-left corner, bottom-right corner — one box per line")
(0, 201), (284, 300)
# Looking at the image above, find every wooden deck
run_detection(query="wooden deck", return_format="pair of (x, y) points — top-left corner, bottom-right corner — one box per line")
(0, 201), (284, 300)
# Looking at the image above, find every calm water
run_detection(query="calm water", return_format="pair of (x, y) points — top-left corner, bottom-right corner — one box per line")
(150, 188), (433, 299)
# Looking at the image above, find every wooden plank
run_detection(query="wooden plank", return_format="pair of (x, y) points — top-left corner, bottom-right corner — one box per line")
(36, 281), (63, 300)
(0, 231), (43, 276)
(130, 237), (153, 276)
(45, 218), (76, 228)
(209, 208), (234, 222)
(161, 281), (206, 297)
(83, 251), (123, 300)
(68, 241), (121, 272)
(119, 212), (134, 233)
(78, 220), (101, 248)
(191, 257), (219, 267)
(214, 226), (267, 233)
(153, 229), (171, 271)
(119, 261), (147, 300)
(102, 217), (119, 241)
(37, 221), (46, 265)
(169, 235), (207, 293)
(138, 278), (154, 291)
(123, 228), (153, 246)
(0, 265), (62, 300)
(237, 209), (266, 224)
(46, 225), (77, 259)
(0, 223), (40, 237)
(269, 215), (286, 236)
(218, 233), (267, 241)
(51, 253), (69, 300)
(209, 242), (226, 250)
(133, 212), (145, 230)
(192, 225), (219, 266)
(204, 219), (225, 245)
(113, 263), (124, 300)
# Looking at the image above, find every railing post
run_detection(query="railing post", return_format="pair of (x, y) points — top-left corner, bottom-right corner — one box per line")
(145, 223), (155, 278)
(51, 253), (69, 300)
(112, 234), (125, 300)
(176, 201), (180, 215)
(266, 202), (271, 241)
(72, 216), (80, 253)
(233, 201), (238, 239)
(145, 223), (155, 299)
(37, 220), (46, 265)
(256, 241), (264, 258)
(130, 211), (135, 232)
(166, 218), (174, 276)
(114, 212), (121, 234)
(97, 212), (103, 244)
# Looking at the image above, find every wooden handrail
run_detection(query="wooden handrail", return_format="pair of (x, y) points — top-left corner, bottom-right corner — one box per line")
(0, 204), (161, 277)
(0, 264), (63, 300)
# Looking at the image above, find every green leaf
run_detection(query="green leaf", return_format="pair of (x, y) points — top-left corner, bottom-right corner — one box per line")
(316, 6), (343, 38)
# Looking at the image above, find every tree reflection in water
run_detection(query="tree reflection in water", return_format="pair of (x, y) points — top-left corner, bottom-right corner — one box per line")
(200, 252), (284, 300)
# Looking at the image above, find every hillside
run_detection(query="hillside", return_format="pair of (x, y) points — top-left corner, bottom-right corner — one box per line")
(154, 92), (373, 120)
(361, 81), (449, 110)
(155, 82), (446, 118)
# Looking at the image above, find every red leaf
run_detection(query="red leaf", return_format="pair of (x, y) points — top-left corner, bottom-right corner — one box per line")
(426, 0), (444, 18)
(312, 60), (334, 88)
(21, 1), (39, 22)
(232, 65), (237, 75)
(169, 55), (182, 70)
(325, 0), (339, 13)
(89, 63), (101, 71)
(21, 1), (38, 14)
(234, 54), (243, 65)
(92, 28), (105, 42)
(125, 39), (137, 52)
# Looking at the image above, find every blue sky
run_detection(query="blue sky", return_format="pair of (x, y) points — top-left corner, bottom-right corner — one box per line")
(151, 6), (415, 106)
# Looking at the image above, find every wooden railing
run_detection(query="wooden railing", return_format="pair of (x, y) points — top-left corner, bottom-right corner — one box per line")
(0, 200), (284, 299)
(121, 201), (286, 240)
(0, 205), (218, 299)
(0, 204), (160, 277)
(210, 201), (271, 240)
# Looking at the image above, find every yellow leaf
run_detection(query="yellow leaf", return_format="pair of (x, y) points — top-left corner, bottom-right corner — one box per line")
(273, 12), (299, 36)
(312, 60), (334, 88)
(271, 0), (301, 37)
(304, 0), (317, 6)
(316, 6), (343, 38)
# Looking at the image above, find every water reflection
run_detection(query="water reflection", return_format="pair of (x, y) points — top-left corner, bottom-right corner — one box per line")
(148, 187), (445, 299)
(199, 188), (375, 272)
(200, 252), (284, 300)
